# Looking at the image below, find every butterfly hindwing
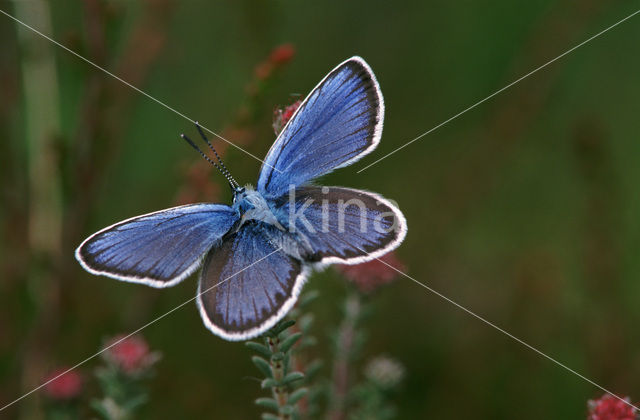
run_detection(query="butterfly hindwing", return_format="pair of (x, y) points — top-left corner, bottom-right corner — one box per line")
(75, 204), (238, 288)
(257, 56), (384, 197)
(197, 222), (307, 341)
(275, 186), (407, 264)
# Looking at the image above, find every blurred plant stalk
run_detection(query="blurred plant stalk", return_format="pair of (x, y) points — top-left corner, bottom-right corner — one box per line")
(14, 0), (63, 254)
(327, 292), (360, 420)
(13, 0), (63, 419)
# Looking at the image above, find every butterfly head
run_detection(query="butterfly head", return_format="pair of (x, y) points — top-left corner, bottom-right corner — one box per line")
(233, 184), (285, 231)
(232, 184), (258, 214)
(232, 185), (247, 205)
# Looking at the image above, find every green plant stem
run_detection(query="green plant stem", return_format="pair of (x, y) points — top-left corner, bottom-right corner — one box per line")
(327, 292), (362, 420)
(267, 336), (291, 419)
(14, 0), (62, 255)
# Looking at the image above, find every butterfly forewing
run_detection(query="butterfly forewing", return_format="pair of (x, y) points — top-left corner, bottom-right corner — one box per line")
(257, 56), (384, 197)
(76, 204), (238, 288)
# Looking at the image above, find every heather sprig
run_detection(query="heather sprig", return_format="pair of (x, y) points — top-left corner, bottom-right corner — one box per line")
(327, 254), (406, 420)
(91, 335), (161, 420)
(348, 356), (405, 420)
(42, 368), (83, 420)
(247, 290), (320, 420)
(247, 320), (306, 420)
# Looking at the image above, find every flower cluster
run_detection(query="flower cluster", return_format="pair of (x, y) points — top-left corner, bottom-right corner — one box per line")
(587, 394), (637, 420)
(364, 356), (405, 390)
(43, 367), (83, 401)
(103, 334), (160, 375)
(272, 99), (302, 135)
(92, 334), (161, 419)
(337, 251), (406, 294)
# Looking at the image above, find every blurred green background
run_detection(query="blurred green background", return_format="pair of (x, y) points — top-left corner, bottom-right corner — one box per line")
(1, 0), (640, 418)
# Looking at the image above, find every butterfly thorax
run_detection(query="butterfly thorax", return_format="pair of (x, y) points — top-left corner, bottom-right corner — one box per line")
(233, 185), (283, 230)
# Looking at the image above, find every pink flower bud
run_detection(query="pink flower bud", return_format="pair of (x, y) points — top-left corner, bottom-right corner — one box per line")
(254, 44), (295, 81)
(42, 368), (83, 400)
(104, 334), (157, 374)
(269, 43), (295, 66)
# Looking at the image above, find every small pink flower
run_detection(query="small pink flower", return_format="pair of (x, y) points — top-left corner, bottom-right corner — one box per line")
(272, 100), (302, 134)
(281, 100), (301, 122)
(337, 252), (406, 294)
(104, 334), (157, 374)
(269, 43), (295, 66)
(587, 394), (637, 420)
(254, 44), (296, 80)
(42, 368), (83, 400)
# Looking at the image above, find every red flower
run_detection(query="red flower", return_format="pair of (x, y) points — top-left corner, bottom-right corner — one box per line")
(588, 394), (637, 420)
(42, 368), (83, 400)
(272, 100), (302, 134)
(281, 100), (301, 122)
(104, 334), (157, 374)
(254, 44), (296, 80)
(269, 43), (295, 66)
(337, 251), (406, 294)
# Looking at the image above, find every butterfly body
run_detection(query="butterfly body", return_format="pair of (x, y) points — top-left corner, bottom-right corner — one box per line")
(233, 185), (285, 233)
(76, 56), (407, 340)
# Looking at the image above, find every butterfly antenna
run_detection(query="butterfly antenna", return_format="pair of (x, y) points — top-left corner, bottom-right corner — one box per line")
(180, 133), (237, 190)
(195, 122), (240, 188)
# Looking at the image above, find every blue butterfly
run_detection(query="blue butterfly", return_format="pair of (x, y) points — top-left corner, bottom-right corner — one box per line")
(76, 57), (407, 341)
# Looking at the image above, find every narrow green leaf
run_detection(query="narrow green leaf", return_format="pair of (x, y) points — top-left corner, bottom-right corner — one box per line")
(283, 352), (290, 375)
(288, 387), (308, 404)
(298, 290), (319, 307)
(252, 356), (272, 378)
(245, 341), (272, 358)
(90, 399), (111, 420)
(255, 397), (279, 411)
(261, 413), (280, 420)
(305, 359), (323, 380)
(273, 319), (295, 335)
(261, 378), (278, 389)
(298, 314), (314, 332)
(280, 404), (295, 416)
(279, 332), (302, 353)
(122, 393), (148, 410)
(307, 386), (324, 404)
(270, 352), (284, 363)
(300, 336), (317, 348)
(281, 371), (304, 385)
(262, 330), (276, 339)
